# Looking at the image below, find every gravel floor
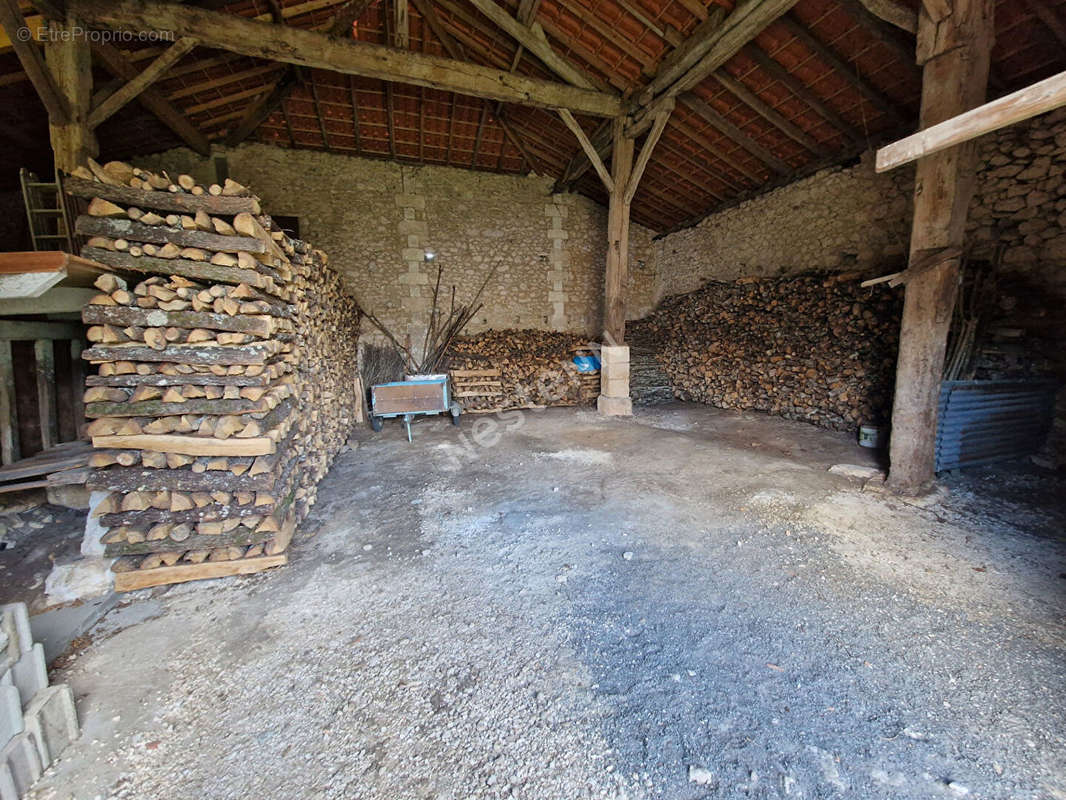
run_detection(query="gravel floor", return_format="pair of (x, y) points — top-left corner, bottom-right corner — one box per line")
(26, 404), (1066, 800)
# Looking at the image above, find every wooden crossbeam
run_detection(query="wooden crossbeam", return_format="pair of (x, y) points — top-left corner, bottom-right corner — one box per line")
(877, 69), (1066, 171)
(71, 0), (623, 116)
(0, 0), (70, 121)
(623, 102), (672, 205)
(92, 42), (210, 154)
(88, 36), (197, 128)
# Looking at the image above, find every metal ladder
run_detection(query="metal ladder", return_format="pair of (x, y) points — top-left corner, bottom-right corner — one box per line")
(19, 168), (75, 252)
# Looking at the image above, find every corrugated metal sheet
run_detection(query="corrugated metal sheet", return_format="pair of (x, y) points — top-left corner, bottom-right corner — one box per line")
(935, 379), (1059, 471)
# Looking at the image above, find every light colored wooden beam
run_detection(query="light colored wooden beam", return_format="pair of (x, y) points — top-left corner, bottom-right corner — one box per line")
(557, 108), (614, 192)
(0, 0), (70, 121)
(35, 339), (57, 450)
(877, 70), (1066, 171)
(393, 0), (408, 48)
(623, 102), (672, 205)
(87, 36), (197, 128)
(71, 0), (623, 116)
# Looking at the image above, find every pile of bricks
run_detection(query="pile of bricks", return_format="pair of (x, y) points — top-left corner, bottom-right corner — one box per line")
(1, 603), (79, 799)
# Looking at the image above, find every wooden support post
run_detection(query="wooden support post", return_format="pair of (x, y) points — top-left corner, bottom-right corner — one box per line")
(887, 0), (993, 494)
(70, 338), (85, 439)
(603, 115), (633, 347)
(34, 339), (57, 450)
(45, 13), (97, 173)
(0, 340), (19, 464)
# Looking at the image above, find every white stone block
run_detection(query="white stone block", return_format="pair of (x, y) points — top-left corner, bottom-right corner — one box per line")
(23, 684), (78, 768)
(44, 559), (114, 605)
(10, 646), (45, 710)
(597, 395), (632, 416)
(0, 687), (21, 751)
(81, 491), (110, 557)
(1, 762), (17, 800)
(0, 733), (41, 798)
(0, 608), (30, 659)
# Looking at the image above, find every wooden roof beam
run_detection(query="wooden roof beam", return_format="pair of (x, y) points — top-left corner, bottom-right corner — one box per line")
(682, 92), (789, 175)
(629, 0), (800, 135)
(776, 14), (909, 128)
(92, 41), (211, 154)
(712, 71), (830, 157)
(0, 0), (70, 121)
(70, 0), (623, 116)
(467, 0), (597, 89)
(226, 66), (301, 147)
(87, 36), (197, 128)
(742, 44), (865, 146)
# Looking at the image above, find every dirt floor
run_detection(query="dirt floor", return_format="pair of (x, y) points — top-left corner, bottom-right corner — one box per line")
(15, 403), (1066, 800)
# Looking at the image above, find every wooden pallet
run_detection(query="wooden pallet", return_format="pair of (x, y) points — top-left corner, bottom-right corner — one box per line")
(113, 553), (288, 591)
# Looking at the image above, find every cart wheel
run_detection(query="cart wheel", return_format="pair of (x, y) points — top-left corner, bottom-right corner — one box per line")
(370, 415), (383, 432)
(449, 402), (461, 426)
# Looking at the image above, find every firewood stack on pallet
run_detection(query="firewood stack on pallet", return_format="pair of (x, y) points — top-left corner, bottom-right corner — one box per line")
(66, 160), (361, 591)
(447, 330), (600, 412)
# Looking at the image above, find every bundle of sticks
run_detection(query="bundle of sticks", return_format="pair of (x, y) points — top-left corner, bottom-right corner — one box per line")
(69, 159), (361, 586)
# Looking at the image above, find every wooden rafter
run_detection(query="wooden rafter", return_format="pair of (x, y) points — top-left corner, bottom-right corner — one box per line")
(348, 75), (362, 150)
(712, 72), (830, 157)
(88, 37), (198, 128)
(623, 102), (673, 205)
(92, 42), (210, 154)
(855, 0), (916, 33)
(0, 0), (70, 121)
(683, 92), (789, 175)
(309, 76), (332, 149)
(1022, 0), (1066, 50)
(743, 44), (864, 146)
(71, 0), (622, 116)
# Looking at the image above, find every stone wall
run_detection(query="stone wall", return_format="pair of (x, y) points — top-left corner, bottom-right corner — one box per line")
(655, 107), (1066, 295)
(134, 144), (658, 349)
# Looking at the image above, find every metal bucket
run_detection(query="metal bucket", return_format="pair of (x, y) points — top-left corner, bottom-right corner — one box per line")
(858, 424), (887, 449)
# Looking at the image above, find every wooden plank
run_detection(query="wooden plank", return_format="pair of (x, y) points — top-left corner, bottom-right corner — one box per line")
(75, 215), (268, 254)
(82, 305), (276, 336)
(92, 433), (275, 456)
(113, 553), (287, 592)
(557, 109), (614, 192)
(84, 396), (266, 417)
(0, 340), (18, 464)
(0, 452), (88, 483)
(0, 287), (98, 315)
(64, 176), (261, 215)
(87, 464), (290, 491)
(0, 320), (83, 341)
(71, 0), (623, 116)
(82, 340), (278, 366)
(80, 247), (282, 295)
(87, 37), (198, 127)
(85, 372), (272, 387)
(450, 368), (501, 377)
(34, 339), (57, 450)
(0, 0), (70, 121)
(0, 250), (109, 277)
(877, 70), (1066, 172)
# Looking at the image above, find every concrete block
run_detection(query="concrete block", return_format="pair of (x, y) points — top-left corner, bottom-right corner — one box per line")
(0, 607), (31, 657)
(1, 762), (17, 800)
(597, 394), (632, 416)
(44, 558), (114, 605)
(0, 687), (21, 750)
(601, 376), (631, 398)
(600, 361), (630, 382)
(0, 732), (41, 797)
(10, 646), (45, 710)
(599, 345), (629, 365)
(23, 684), (78, 768)
(81, 491), (110, 557)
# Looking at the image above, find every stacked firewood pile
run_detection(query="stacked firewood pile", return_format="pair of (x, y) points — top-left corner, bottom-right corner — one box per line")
(629, 274), (903, 430)
(67, 160), (360, 589)
(447, 329), (599, 411)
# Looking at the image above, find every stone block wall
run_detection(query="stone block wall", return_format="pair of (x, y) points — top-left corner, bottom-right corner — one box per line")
(653, 108), (1066, 295)
(134, 144), (658, 349)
